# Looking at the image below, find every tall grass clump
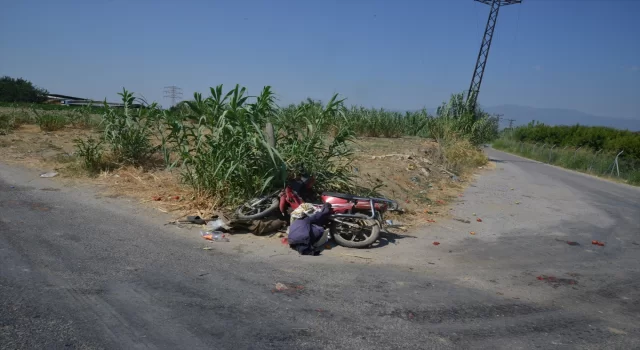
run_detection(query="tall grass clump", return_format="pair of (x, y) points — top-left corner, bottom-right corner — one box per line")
(273, 95), (356, 193)
(154, 85), (356, 206)
(34, 110), (68, 131)
(428, 92), (499, 146)
(341, 107), (430, 138)
(101, 89), (157, 165)
(74, 136), (105, 173)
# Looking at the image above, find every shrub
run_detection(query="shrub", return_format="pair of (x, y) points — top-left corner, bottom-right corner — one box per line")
(0, 113), (16, 135)
(34, 110), (67, 131)
(101, 89), (157, 165)
(74, 137), (104, 173)
(151, 84), (357, 206)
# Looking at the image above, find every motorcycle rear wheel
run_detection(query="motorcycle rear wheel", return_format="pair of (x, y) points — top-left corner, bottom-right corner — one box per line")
(235, 196), (280, 220)
(330, 217), (380, 248)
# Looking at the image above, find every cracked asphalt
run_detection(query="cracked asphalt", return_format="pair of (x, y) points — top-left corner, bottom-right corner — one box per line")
(1, 148), (639, 349)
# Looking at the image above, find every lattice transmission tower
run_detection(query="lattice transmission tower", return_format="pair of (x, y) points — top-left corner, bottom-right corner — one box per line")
(163, 86), (183, 107)
(467, 0), (522, 110)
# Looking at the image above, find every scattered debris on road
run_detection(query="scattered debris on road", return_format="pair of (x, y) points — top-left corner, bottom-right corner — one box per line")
(39, 171), (58, 178)
(200, 231), (229, 242)
(432, 241), (440, 246)
(555, 238), (580, 246)
(476, 218), (482, 222)
(272, 283), (304, 294)
(341, 254), (372, 260)
(275, 283), (288, 291)
(453, 217), (471, 224)
(470, 231), (476, 235)
(536, 275), (578, 288)
(592, 240), (606, 246)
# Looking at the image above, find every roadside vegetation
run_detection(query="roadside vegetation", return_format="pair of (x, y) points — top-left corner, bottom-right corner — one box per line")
(494, 122), (640, 185)
(0, 77), (499, 210)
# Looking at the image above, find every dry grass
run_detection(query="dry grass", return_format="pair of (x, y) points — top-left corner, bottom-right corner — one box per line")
(0, 125), (488, 225)
(95, 166), (214, 217)
(351, 137), (487, 224)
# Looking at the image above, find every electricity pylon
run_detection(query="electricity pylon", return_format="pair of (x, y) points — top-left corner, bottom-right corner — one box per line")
(467, 0), (522, 110)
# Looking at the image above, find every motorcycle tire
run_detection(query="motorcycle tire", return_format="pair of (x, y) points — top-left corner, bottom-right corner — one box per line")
(330, 219), (380, 248)
(235, 196), (280, 220)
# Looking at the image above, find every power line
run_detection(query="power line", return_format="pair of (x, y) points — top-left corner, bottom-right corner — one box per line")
(505, 118), (516, 128)
(163, 86), (183, 107)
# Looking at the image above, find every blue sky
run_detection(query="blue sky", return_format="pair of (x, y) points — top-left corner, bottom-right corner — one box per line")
(1, 0), (638, 119)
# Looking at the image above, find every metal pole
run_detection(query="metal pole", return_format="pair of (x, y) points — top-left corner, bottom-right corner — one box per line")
(467, 0), (522, 110)
(611, 151), (624, 177)
(588, 149), (602, 172)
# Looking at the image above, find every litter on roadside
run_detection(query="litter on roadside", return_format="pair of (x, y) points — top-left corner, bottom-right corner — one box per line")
(432, 241), (440, 246)
(207, 218), (232, 231)
(476, 218), (482, 222)
(453, 217), (470, 224)
(591, 240), (605, 246)
(40, 172), (58, 178)
(200, 231), (229, 242)
(470, 231), (476, 235)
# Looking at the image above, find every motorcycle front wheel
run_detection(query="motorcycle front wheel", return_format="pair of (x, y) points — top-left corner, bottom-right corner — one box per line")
(330, 217), (380, 248)
(235, 196), (280, 220)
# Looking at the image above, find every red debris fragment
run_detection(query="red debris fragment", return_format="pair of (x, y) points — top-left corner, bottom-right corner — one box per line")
(476, 218), (482, 222)
(597, 242), (605, 246)
(592, 240), (606, 246)
(537, 276), (545, 280)
(173, 196), (180, 200)
(436, 200), (446, 205)
(427, 219), (436, 223)
(281, 237), (288, 245)
(152, 196), (162, 201)
(591, 240), (598, 245)
(432, 242), (440, 246)
(566, 241), (579, 246)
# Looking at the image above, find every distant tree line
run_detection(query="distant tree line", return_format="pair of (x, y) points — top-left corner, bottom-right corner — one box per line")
(510, 121), (640, 160)
(0, 76), (49, 103)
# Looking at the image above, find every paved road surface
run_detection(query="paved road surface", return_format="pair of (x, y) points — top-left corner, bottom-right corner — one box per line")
(1, 148), (639, 349)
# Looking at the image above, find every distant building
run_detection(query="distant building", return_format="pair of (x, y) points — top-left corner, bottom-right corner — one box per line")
(45, 93), (142, 108)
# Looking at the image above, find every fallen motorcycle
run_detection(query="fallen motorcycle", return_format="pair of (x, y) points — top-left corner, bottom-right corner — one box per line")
(235, 175), (398, 248)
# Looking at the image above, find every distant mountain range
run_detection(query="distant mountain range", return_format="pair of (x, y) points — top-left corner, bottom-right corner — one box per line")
(482, 105), (640, 131)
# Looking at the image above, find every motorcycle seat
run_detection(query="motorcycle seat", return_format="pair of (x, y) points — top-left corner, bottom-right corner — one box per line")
(322, 192), (359, 200)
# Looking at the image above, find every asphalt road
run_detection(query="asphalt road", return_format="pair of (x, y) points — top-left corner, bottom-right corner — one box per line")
(1, 148), (639, 349)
